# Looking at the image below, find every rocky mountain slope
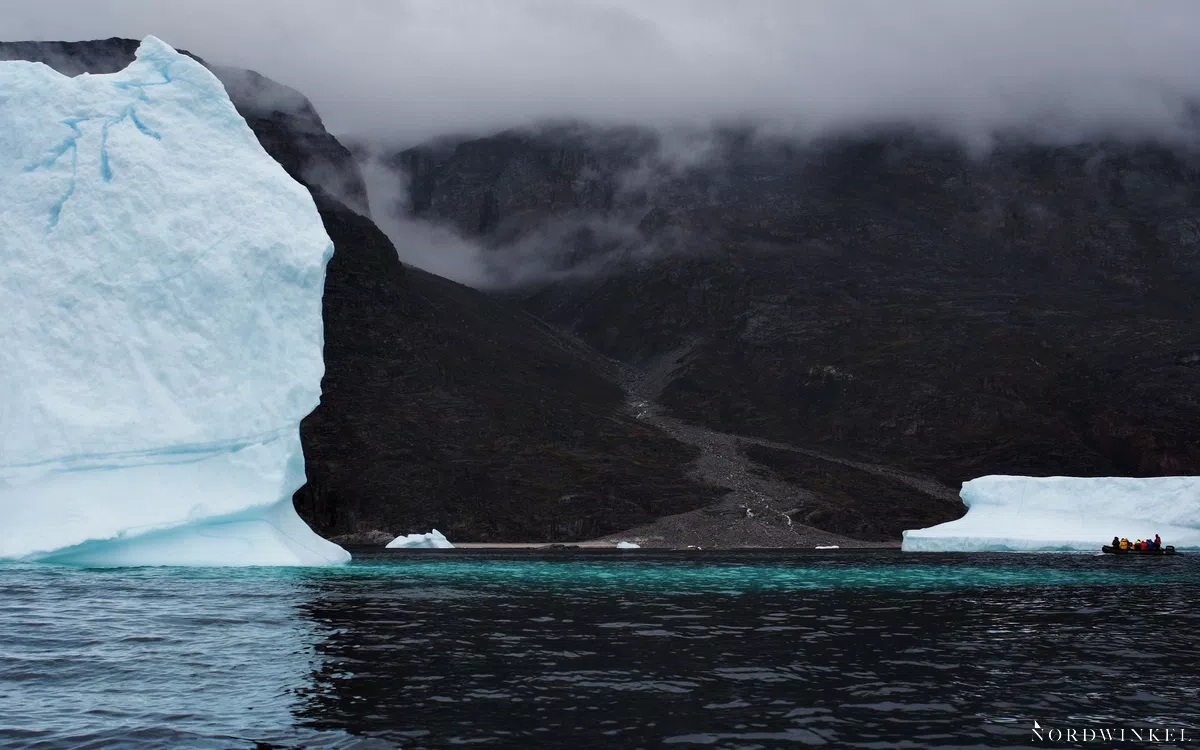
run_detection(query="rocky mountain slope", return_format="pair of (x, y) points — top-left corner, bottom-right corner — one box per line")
(294, 189), (722, 541)
(393, 125), (1200, 491)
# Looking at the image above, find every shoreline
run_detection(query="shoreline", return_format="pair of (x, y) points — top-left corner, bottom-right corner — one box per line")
(362, 541), (904, 551)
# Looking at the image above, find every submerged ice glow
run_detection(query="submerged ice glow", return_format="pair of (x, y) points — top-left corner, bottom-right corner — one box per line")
(902, 475), (1200, 552)
(0, 36), (347, 566)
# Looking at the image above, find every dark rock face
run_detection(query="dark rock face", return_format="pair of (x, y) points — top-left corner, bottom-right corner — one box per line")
(0, 37), (144, 75)
(328, 530), (395, 547)
(397, 126), (1200, 487)
(293, 190), (717, 540)
(739, 444), (965, 542)
(399, 126), (651, 235)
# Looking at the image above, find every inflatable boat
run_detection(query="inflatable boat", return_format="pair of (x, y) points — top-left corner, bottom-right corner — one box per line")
(1102, 545), (1177, 555)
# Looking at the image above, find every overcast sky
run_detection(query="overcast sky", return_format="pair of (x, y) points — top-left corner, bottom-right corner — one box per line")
(3, 0), (1200, 147)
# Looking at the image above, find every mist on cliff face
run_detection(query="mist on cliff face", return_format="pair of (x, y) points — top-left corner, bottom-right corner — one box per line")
(353, 123), (740, 289)
(357, 150), (491, 287)
(358, 141), (687, 289)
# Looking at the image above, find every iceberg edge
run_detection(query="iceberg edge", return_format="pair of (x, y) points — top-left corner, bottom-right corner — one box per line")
(902, 475), (1200, 552)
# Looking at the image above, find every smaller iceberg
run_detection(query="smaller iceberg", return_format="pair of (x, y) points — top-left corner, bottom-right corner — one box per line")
(386, 530), (455, 549)
(615, 541), (641, 549)
(902, 475), (1200, 552)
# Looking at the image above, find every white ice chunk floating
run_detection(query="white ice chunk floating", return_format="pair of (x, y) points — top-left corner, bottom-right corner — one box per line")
(902, 475), (1200, 552)
(386, 530), (455, 549)
(0, 37), (348, 566)
(615, 541), (641, 549)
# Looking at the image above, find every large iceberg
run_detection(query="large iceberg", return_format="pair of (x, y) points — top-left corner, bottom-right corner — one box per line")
(902, 475), (1200, 552)
(0, 37), (348, 566)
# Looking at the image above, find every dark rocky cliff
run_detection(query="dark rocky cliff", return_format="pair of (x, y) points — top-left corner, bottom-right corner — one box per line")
(395, 126), (1200, 488)
(294, 188), (719, 540)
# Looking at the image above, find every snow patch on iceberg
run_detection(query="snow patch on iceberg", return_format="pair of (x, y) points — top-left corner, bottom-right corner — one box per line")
(0, 36), (347, 566)
(386, 530), (455, 549)
(902, 475), (1200, 552)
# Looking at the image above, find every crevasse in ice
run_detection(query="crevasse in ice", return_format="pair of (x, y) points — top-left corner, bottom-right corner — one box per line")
(902, 475), (1200, 552)
(0, 36), (348, 566)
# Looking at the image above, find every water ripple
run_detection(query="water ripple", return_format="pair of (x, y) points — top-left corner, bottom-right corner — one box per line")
(1, 551), (1197, 749)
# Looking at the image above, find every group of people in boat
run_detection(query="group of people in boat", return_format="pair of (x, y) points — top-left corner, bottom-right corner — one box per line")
(1112, 534), (1162, 551)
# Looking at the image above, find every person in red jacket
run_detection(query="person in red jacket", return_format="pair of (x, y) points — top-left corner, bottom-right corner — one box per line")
(1154, 534), (1162, 549)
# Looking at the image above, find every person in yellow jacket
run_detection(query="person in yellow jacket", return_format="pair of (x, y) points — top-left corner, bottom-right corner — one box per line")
(1119, 538), (1130, 550)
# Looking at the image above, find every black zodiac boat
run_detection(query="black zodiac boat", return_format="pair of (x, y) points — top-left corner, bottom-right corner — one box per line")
(1102, 545), (1177, 555)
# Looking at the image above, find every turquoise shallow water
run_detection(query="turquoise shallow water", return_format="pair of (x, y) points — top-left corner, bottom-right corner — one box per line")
(1, 550), (1197, 749)
(324, 553), (1198, 591)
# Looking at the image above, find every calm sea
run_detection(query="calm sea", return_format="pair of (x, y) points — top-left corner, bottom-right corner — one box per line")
(1, 550), (1197, 749)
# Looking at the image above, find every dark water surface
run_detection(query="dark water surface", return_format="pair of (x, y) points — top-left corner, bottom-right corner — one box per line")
(1, 550), (1197, 749)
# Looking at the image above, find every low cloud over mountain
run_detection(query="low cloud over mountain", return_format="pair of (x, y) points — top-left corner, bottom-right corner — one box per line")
(5, 0), (1200, 148)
